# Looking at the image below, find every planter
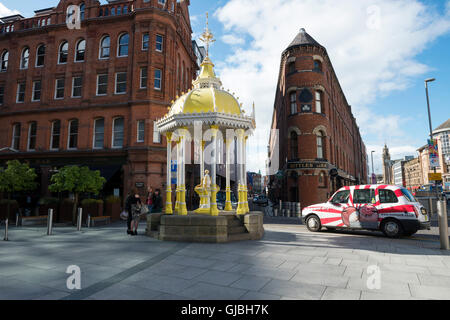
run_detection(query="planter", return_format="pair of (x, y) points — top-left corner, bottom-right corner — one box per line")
(81, 202), (104, 219)
(59, 201), (75, 223)
(105, 201), (121, 221)
(39, 204), (58, 218)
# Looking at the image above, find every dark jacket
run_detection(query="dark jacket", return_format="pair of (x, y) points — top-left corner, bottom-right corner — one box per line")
(151, 193), (163, 213)
(125, 195), (142, 213)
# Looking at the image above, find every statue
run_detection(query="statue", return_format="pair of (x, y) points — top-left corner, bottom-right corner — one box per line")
(195, 170), (212, 214)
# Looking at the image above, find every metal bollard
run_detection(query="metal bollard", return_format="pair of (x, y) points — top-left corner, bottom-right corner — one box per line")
(3, 219), (8, 241)
(47, 209), (53, 236)
(428, 198), (433, 217)
(87, 214), (91, 228)
(77, 208), (83, 231)
(285, 209), (290, 217)
(273, 208), (278, 217)
(16, 213), (19, 227)
(437, 199), (449, 250)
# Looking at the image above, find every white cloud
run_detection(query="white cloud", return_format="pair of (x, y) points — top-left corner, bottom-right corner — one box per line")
(222, 34), (245, 45)
(0, 2), (20, 17)
(213, 0), (450, 174)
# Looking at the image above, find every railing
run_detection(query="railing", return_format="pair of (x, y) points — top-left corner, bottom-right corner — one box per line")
(98, 2), (134, 18)
(0, 16), (52, 34)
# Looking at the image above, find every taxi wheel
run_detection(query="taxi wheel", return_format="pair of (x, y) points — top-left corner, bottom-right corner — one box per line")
(306, 215), (322, 232)
(381, 219), (403, 238)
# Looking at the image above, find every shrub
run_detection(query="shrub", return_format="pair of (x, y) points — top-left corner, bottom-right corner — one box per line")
(0, 199), (18, 206)
(81, 199), (103, 206)
(105, 195), (121, 203)
(38, 197), (59, 205)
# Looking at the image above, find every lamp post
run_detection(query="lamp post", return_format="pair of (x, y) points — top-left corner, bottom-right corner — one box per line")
(371, 151), (375, 184)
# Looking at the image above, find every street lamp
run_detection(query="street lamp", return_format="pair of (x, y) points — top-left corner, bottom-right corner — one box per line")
(425, 78), (436, 142)
(371, 151), (375, 184)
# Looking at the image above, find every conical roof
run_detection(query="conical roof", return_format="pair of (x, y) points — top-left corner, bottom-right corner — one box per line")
(286, 28), (323, 51)
(433, 118), (450, 133)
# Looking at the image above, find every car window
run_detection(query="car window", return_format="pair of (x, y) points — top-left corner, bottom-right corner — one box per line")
(353, 189), (376, 204)
(379, 189), (399, 204)
(331, 190), (350, 204)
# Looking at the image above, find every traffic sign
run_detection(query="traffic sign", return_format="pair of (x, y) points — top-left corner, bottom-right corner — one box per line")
(428, 173), (442, 181)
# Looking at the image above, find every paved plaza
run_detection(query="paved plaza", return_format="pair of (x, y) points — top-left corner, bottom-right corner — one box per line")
(1, 217), (450, 300)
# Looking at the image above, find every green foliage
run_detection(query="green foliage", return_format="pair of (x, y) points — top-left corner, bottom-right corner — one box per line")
(81, 198), (103, 206)
(0, 160), (38, 193)
(38, 197), (60, 205)
(49, 166), (106, 195)
(0, 199), (18, 205)
(62, 198), (75, 204)
(105, 195), (121, 203)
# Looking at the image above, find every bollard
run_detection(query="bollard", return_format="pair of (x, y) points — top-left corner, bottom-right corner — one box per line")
(437, 199), (449, 250)
(3, 219), (8, 241)
(15, 213), (19, 227)
(428, 198), (433, 217)
(47, 208), (53, 236)
(296, 202), (302, 217)
(77, 208), (83, 231)
(273, 208), (278, 217)
(286, 209), (290, 217)
(87, 214), (91, 228)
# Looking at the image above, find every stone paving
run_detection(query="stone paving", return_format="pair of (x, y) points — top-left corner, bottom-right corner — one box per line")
(1, 220), (450, 300)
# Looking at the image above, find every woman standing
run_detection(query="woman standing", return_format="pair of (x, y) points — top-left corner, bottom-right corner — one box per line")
(151, 189), (163, 213)
(146, 186), (154, 213)
(125, 189), (142, 236)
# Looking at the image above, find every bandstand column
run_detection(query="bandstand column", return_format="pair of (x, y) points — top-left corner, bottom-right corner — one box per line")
(165, 132), (173, 214)
(210, 125), (219, 216)
(178, 130), (188, 215)
(225, 138), (233, 211)
(244, 135), (249, 213)
(236, 129), (245, 215)
(175, 137), (181, 213)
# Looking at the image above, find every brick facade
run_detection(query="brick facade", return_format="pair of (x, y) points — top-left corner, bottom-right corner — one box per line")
(0, 0), (197, 203)
(268, 29), (367, 208)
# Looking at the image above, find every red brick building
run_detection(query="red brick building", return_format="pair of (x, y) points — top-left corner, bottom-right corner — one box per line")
(0, 0), (198, 201)
(268, 28), (368, 207)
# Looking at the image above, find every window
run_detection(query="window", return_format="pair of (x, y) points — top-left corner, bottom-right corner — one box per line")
(315, 91), (322, 113)
(153, 121), (161, 143)
(118, 33), (129, 57)
(123, 5), (128, 13)
(68, 119), (78, 149)
(93, 118), (104, 149)
(290, 131), (298, 159)
(99, 36), (110, 59)
(72, 76), (83, 97)
(158, 0), (166, 4)
(55, 79), (65, 99)
(353, 189), (376, 204)
(142, 33), (149, 51)
(36, 45), (45, 67)
(290, 92), (297, 115)
(379, 189), (399, 204)
(154, 69), (162, 90)
(137, 120), (145, 142)
(1, 50), (8, 71)
(80, 3), (85, 20)
(117, 6), (122, 15)
(111, 7), (116, 16)
(112, 117), (124, 148)
(0, 85), (4, 105)
(17, 83), (26, 103)
(11, 123), (21, 150)
(331, 190), (350, 204)
(288, 62), (295, 73)
(318, 172), (327, 188)
(115, 72), (127, 94)
(140, 67), (147, 89)
(75, 39), (86, 62)
(32, 81), (41, 101)
(314, 60), (322, 72)
(156, 34), (163, 52)
(27, 122), (37, 151)
(50, 120), (61, 150)
(97, 74), (108, 96)
(21, 47), (29, 69)
(317, 131), (325, 159)
(59, 41), (68, 64)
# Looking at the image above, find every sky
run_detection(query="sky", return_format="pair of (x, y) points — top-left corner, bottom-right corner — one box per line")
(1, 0), (449, 176)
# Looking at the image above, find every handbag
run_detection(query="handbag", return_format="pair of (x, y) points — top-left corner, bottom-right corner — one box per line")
(140, 205), (149, 215)
(120, 210), (128, 220)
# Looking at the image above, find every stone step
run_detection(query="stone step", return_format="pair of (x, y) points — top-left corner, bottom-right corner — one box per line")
(228, 226), (247, 234)
(228, 219), (242, 227)
(228, 233), (251, 242)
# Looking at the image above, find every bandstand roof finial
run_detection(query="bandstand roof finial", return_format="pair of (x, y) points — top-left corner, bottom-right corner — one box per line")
(199, 12), (215, 57)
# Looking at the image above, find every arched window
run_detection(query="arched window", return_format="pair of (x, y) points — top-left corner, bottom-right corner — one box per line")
(0, 50), (8, 71)
(93, 118), (105, 149)
(36, 45), (45, 67)
(315, 91), (323, 113)
(118, 33), (129, 57)
(288, 62), (295, 74)
(59, 41), (68, 64)
(290, 92), (297, 115)
(112, 117), (124, 148)
(290, 131), (298, 160)
(317, 131), (325, 159)
(75, 39), (86, 61)
(27, 122), (37, 151)
(80, 3), (85, 20)
(313, 60), (322, 72)
(50, 120), (61, 150)
(21, 47), (29, 69)
(99, 36), (110, 59)
(68, 119), (79, 149)
(318, 171), (327, 188)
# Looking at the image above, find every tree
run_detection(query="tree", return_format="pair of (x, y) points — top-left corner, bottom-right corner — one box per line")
(0, 160), (38, 220)
(49, 166), (106, 224)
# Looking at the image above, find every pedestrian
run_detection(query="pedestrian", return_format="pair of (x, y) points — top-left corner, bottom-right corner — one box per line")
(125, 189), (142, 236)
(146, 186), (154, 213)
(151, 189), (163, 213)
